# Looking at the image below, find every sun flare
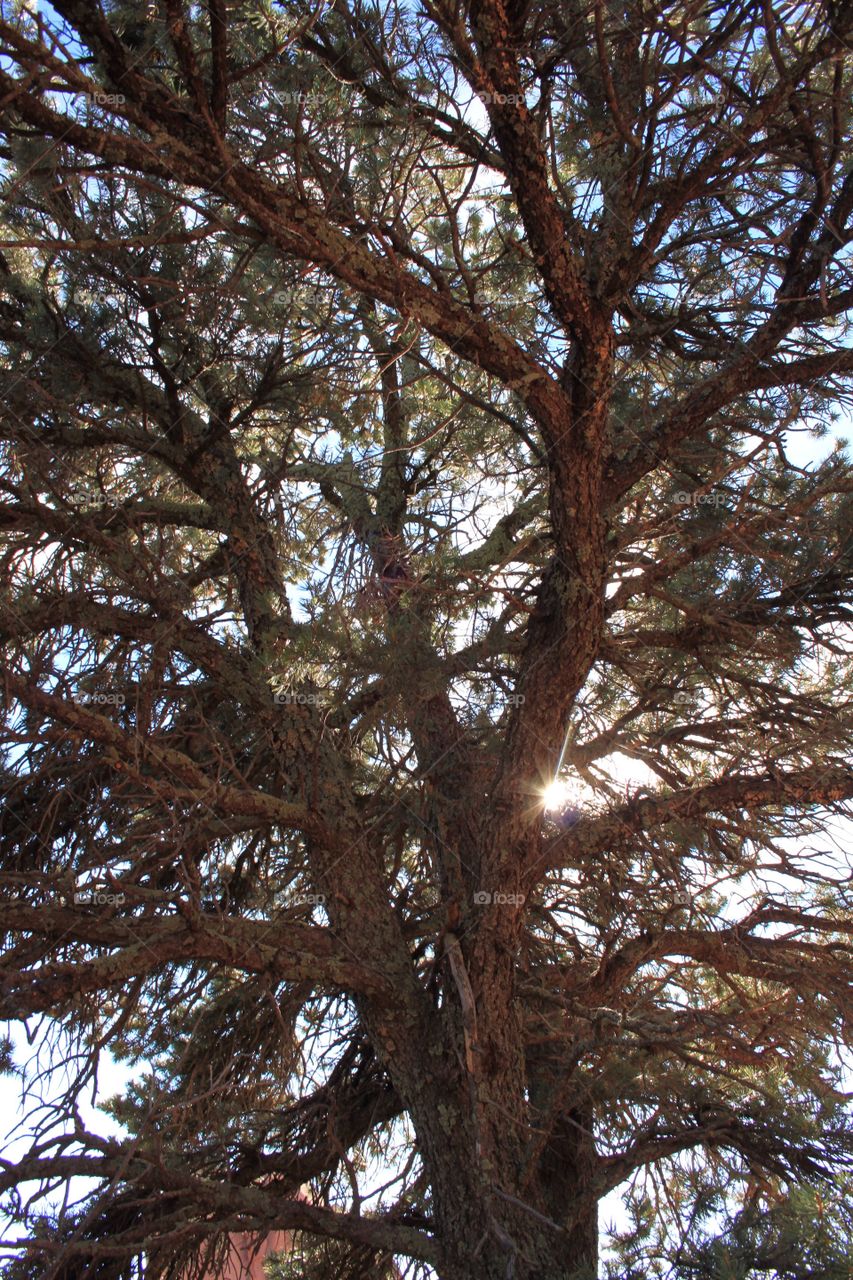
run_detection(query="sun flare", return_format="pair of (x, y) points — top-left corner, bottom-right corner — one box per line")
(542, 778), (575, 811)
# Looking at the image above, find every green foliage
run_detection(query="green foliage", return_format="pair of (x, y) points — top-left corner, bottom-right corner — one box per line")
(265, 1234), (399, 1280)
(606, 1175), (853, 1279)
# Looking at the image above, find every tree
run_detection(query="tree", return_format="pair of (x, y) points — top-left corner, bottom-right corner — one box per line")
(0, 0), (852, 1276)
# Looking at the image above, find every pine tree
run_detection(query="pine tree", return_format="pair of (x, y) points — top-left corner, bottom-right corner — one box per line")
(1, 2), (852, 1278)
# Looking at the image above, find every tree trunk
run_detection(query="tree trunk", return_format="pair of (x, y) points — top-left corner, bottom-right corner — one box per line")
(409, 1071), (599, 1280)
(428, 1177), (597, 1280)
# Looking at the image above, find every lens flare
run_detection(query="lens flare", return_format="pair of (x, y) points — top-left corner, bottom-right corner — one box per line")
(542, 778), (575, 811)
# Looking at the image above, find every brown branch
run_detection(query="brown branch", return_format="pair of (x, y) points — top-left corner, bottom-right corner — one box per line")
(0, 907), (389, 1015)
(3, 672), (314, 833)
(542, 762), (853, 878)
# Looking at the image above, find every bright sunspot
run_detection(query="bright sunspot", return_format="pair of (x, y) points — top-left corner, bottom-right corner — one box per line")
(542, 755), (659, 813)
(542, 778), (574, 811)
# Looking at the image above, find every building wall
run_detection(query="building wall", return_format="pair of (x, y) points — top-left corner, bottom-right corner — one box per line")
(191, 1227), (404, 1278)
(195, 1231), (292, 1279)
